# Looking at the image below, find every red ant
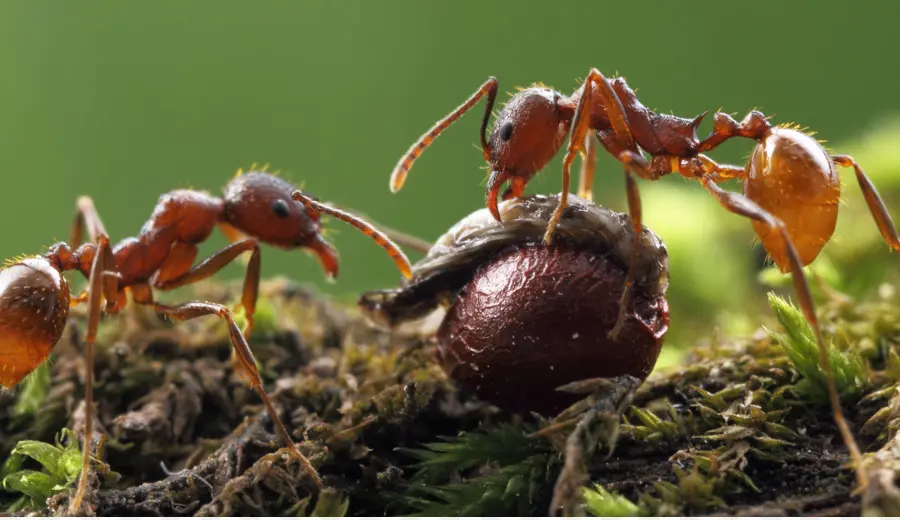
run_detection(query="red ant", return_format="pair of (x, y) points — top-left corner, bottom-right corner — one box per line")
(0, 169), (347, 512)
(388, 69), (900, 490)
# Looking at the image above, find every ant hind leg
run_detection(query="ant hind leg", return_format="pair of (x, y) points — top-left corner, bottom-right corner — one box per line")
(150, 299), (323, 490)
(698, 174), (868, 491)
(69, 235), (117, 515)
(832, 154), (900, 253)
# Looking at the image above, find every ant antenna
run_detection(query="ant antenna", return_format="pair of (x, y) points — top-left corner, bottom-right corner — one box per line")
(390, 77), (499, 193)
(291, 190), (414, 280)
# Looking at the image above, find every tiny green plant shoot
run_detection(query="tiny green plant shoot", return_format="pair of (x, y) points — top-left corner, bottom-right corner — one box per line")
(1, 429), (84, 512)
(766, 292), (867, 403)
(583, 484), (644, 516)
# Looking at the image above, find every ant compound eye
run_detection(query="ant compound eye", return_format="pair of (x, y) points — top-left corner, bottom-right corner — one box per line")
(272, 199), (291, 218)
(499, 122), (514, 142)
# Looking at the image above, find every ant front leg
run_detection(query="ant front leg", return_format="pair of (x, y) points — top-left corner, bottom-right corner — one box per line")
(152, 239), (261, 337)
(554, 70), (652, 340)
(69, 235), (118, 515)
(218, 221), (249, 244)
(577, 131), (598, 201)
(832, 155), (900, 253)
(545, 69), (635, 245)
(697, 174), (867, 490)
(149, 299), (323, 489)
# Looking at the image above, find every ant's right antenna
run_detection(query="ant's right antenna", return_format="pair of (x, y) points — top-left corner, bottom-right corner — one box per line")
(292, 190), (414, 280)
(390, 77), (499, 193)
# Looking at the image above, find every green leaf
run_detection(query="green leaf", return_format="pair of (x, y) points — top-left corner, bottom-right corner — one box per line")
(0, 452), (26, 481)
(10, 441), (63, 478)
(2, 470), (55, 500)
(0, 428), (85, 512)
(583, 484), (643, 516)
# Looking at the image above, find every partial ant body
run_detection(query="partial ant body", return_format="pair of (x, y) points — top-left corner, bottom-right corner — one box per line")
(292, 189), (669, 515)
(388, 69), (900, 490)
(0, 170), (341, 512)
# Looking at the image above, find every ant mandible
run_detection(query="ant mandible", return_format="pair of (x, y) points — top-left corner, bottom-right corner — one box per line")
(388, 69), (900, 491)
(0, 169), (346, 512)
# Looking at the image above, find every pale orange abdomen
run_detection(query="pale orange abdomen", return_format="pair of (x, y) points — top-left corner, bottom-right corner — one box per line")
(0, 258), (70, 387)
(744, 127), (840, 272)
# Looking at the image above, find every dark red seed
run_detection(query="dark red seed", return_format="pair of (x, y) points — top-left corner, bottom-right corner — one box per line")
(435, 245), (668, 416)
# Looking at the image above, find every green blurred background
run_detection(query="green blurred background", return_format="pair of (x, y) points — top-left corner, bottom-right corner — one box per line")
(1, 1), (899, 354)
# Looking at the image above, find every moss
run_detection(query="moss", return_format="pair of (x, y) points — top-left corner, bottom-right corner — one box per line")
(0, 271), (899, 515)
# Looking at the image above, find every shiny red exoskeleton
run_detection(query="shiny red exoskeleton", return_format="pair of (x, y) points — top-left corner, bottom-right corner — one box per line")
(0, 170), (341, 512)
(388, 69), (900, 492)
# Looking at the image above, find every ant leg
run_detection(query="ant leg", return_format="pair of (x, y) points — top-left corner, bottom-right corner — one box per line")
(69, 235), (116, 515)
(577, 132), (598, 200)
(71, 196), (109, 248)
(70, 196), (119, 313)
(832, 155), (900, 252)
(391, 77), (498, 193)
(150, 300), (323, 489)
(547, 68), (636, 244)
(608, 165), (643, 340)
(153, 239), (261, 337)
(293, 190), (414, 279)
(544, 158), (573, 245)
(698, 174), (868, 490)
(216, 222), (257, 268)
(70, 291), (90, 307)
(218, 222), (248, 244)
(594, 134), (651, 341)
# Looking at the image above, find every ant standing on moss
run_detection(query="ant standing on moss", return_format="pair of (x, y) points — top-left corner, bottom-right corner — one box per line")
(388, 68), (900, 492)
(0, 169), (355, 513)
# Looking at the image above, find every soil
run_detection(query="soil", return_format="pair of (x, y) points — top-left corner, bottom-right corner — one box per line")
(1, 277), (898, 516)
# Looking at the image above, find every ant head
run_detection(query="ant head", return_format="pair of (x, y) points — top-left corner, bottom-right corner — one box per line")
(488, 87), (569, 180)
(223, 172), (339, 278)
(0, 257), (70, 387)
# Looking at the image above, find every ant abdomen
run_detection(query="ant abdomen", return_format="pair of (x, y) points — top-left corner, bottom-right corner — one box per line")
(0, 257), (70, 387)
(744, 126), (841, 271)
